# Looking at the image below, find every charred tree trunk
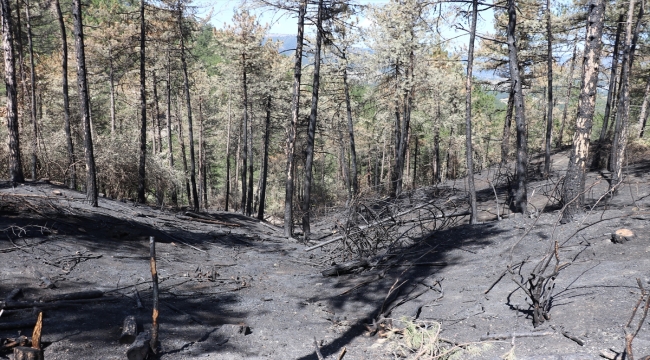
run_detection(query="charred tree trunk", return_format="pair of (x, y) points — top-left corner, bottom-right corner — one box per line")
(638, 74), (650, 138)
(543, 0), (553, 177)
(592, 13), (624, 170)
(109, 46), (116, 136)
(198, 98), (207, 209)
(176, 97), (191, 204)
(258, 95), (271, 220)
(557, 44), (577, 148)
(507, 0), (528, 213)
(240, 56), (249, 215)
(25, 0), (38, 181)
(177, 2), (199, 210)
(225, 92), (232, 211)
(2, 0), (24, 183)
(246, 106), (254, 217)
(152, 71), (162, 155)
(166, 51), (177, 206)
(465, 0), (478, 224)
(501, 85), (514, 166)
(561, 0), (605, 223)
(284, 0), (306, 237)
(137, 0), (146, 204)
(53, 0), (74, 189)
(72, 0), (97, 206)
(343, 60), (357, 197)
(301, 0), (323, 239)
(610, 0), (643, 192)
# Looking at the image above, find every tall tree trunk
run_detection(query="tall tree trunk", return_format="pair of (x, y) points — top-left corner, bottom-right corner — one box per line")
(109, 46), (116, 136)
(465, 0), (478, 224)
(72, 0), (97, 206)
(284, 0), (306, 237)
(300, 0), (323, 239)
(610, 0), (643, 192)
(240, 57), (249, 215)
(137, 0), (146, 204)
(342, 71), (358, 198)
(53, 0), (74, 189)
(557, 43), (577, 148)
(592, 13), (624, 169)
(166, 50), (177, 206)
(501, 85), (514, 166)
(560, 0), (605, 223)
(225, 91), (232, 211)
(342, 60), (357, 197)
(543, 0), (553, 177)
(339, 128), (351, 201)
(391, 86), (401, 197)
(2, 0), (24, 183)
(25, 0), (37, 180)
(177, 2), (199, 210)
(412, 136), (418, 189)
(198, 98), (207, 209)
(507, 0), (528, 213)
(176, 96), (190, 204)
(153, 71), (162, 155)
(638, 74), (650, 138)
(258, 95), (271, 220)
(14, 0), (28, 135)
(246, 101), (254, 217)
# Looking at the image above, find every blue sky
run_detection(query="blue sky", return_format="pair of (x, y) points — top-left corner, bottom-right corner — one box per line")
(194, 0), (495, 49)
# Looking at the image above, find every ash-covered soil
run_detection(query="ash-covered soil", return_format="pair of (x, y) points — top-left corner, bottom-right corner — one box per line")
(1, 151), (649, 360)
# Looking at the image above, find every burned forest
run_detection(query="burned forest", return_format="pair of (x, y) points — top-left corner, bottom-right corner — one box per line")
(1, 0), (650, 359)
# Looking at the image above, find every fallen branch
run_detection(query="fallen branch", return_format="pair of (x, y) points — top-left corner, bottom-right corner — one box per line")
(479, 332), (554, 341)
(39, 290), (103, 303)
(305, 209), (470, 252)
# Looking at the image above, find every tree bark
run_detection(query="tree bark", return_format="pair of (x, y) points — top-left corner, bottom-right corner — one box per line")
(2, 0), (24, 183)
(501, 85), (514, 166)
(176, 96), (191, 204)
(557, 43), (577, 148)
(152, 71), (162, 155)
(560, 0), (605, 223)
(342, 59), (358, 197)
(53, 0), (75, 189)
(610, 0), (643, 192)
(225, 91), (232, 211)
(301, 0), (324, 239)
(177, 2), (199, 210)
(72, 0), (97, 206)
(198, 98), (207, 209)
(543, 0), (553, 177)
(25, 0), (38, 180)
(507, 0), (528, 213)
(592, 13), (624, 169)
(465, 0), (478, 224)
(137, 0), (147, 204)
(166, 51), (177, 206)
(258, 95), (271, 220)
(638, 74), (650, 138)
(246, 100), (254, 217)
(240, 56), (250, 215)
(109, 45), (116, 136)
(284, 0), (306, 237)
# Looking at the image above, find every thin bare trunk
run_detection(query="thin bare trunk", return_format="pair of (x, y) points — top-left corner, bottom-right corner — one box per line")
(507, 0), (528, 213)
(465, 0), (478, 224)
(137, 0), (146, 204)
(610, 0), (643, 191)
(2, 0), (24, 183)
(109, 46), (116, 136)
(638, 74), (650, 138)
(557, 43), (577, 148)
(198, 98), (207, 209)
(72, 0), (97, 206)
(543, 0), (553, 176)
(284, 0), (306, 237)
(225, 91), (232, 211)
(153, 71), (162, 154)
(501, 85), (514, 166)
(53, 0), (74, 189)
(176, 96), (190, 204)
(241, 58), (250, 215)
(561, 0), (605, 222)
(166, 51), (177, 206)
(258, 95), (271, 220)
(343, 61), (357, 197)
(301, 0), (323, 239)
(25, 0), (37, 180)
(177, 2), (199, 210)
